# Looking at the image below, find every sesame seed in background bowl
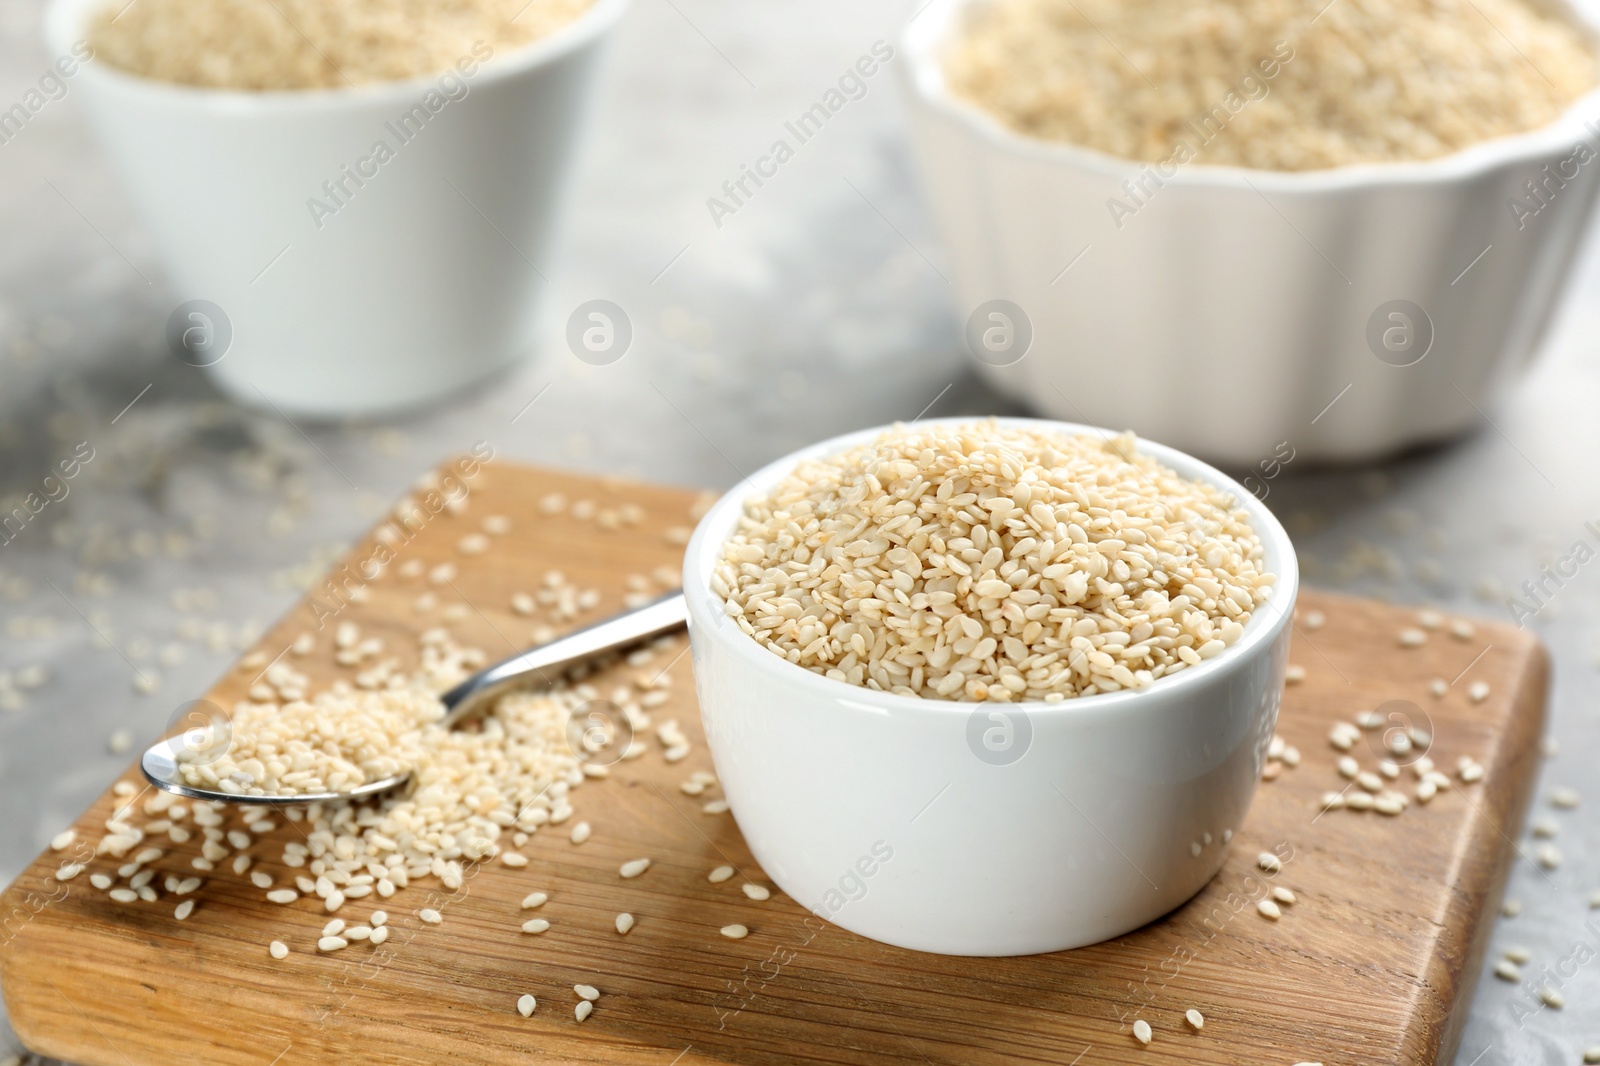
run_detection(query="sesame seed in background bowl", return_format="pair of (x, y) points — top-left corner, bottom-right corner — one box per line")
(898, 0), (1600, 465)
(682, 418), (1299, 955)
(44, 0), (628, 418)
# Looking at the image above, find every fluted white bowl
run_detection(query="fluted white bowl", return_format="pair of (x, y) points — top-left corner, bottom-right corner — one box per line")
(683, 418), (1298, 955)
(899, 0), (1600, 464)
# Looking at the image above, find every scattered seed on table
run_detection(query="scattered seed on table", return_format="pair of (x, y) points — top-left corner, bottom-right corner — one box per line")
(109, 888), (138, 903)
(1374, 792), (1406, 816)
(1550, 787), (1581, 809)
(708, 866), (734, 883)
(251, 871), (273, 889)
(569, 822), (591, 844)
(1503, 900), (1523, 917)
(266, 889), (298, 904)
(1257, 853), (1282, 875)
(174, 900), (195, 920)
(521, 892), (549, 909)
(620, 858), (651, 879)
(1397, 628), (1426, 647)
(50, 829), (75, 851)
(615, 913), (635, 934)
(502, 852), (529, 867)
(269, 941), (289, 960)
(1184, 1008), (1204, 1030)
(702, 799), (730, 814)
(1584, 1048), (1600, 1064)
(1467, 681), (1490, 703)
(575, 1000), (594, 1022)
(420, 908), (443, 924)
(371, 910), (387, 926)
(721, 924), (749, 939)
(1285, 664), (1306, 684)
(1539, 986), (1564, 1009)
(1321, 791), (1345, 810)
(1590, 890), (1600, 909)
(1536, 844), (1563, 870)
(318, 936), (349, 952)
(323, 919), (345, 937)
(1450, 619), (1476, 640)
(575, 984), (599, 1001)
(345, 925), (372, 941)
(1257, 899), (1282, 920)
(522, 919), (550, 934)
(1272, 886), (1296, 905)
(516, 994), (536, 1017)
(1132, 1018), (1152, 1044)
(1337, 757), (1359, 779)
(370, 926), (390, 945)
(1494, 960), (1522, 982)
(1416, 779), (1438, 803)
(1303, 610), (1326, 630)
(742, 884), (770, 901)
(1504, 946), (1531, 964)
(90, 874), (112, 890)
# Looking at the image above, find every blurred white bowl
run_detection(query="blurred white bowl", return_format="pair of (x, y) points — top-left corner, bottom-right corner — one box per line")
(899, 0), (1600, 464)
(46, 0), (627, 417)
(682, 417), (1298, 955)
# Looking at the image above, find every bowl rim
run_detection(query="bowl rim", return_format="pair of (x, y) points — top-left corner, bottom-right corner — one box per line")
(898, 0), (1600, 191)
(44, 0), (629, 109)
(682, 416), (1300, 720)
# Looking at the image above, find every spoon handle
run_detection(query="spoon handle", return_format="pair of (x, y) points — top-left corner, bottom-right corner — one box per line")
(438, 589), (688, 724)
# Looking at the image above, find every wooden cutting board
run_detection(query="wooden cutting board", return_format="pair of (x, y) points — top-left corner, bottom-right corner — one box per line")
(0, 458), (1547, 1066)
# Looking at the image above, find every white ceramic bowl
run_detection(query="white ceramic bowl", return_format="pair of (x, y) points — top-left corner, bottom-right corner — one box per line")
(899, 0), (1600, 464)
(683, 418), (1299, 955)
(46, 0), (627, 417)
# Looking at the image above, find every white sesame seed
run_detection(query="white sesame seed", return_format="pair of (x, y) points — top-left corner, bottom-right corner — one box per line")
(720, 924), (749, 939)
(516, 994), (536, 1018)
(1504, 946), (1531, 964)
(1460, 761), (1485, 784)
(615, 913), (635, 934)
(1257, 853), (1282, 874)
(174, 900), (195, 920)
(1467, 681), (1490, 703)
(1374, 792), (1406, 816)
(109, 888), (138, 903)
(1539, 986), (1564, 1009)
(1337, 756), (1359, 779)
(575, 1000), (594, 1022)
(345, 925), (372, 941)
(619, 858), (651, 878)
(574, 984), (600, 1001)
(370, 926), (389, 944)
(1378, 760), (1399, 780)
(1285, 664), (1306, 684)
(1535, 843), (1563, 869)
(1184, 1009), (1203, 1030)
(269, 940), (289, 959)
(318, 936), (349, 952)
(1503, 899), (1523, 917)
(708, 866), (734, 883)
(323, 919), (345, 937)
(522, 919), (550, 934)
(521, 892), (548, 909)
(1493, 960), (1522, 982)
(702, 799), (730, 814)
(1303, 610), (1326, 630)
(1531, 818), (1559, 839)
(742, 883), (771, 901)
(1585, 1048), (1600, 1064)
(1450, 619), (1476, 640)
(90, 873), (113, 890)
(50, 829), (76, 851)
(501, 852), (528, 868)
(419, 908), (442, 924)
(1272, 887), (1296, 905)
(1256, 899), (1281, 920)
(1416, 779), (1438, 803)
(1132, 1018), (1152, 1044)
(569, 822), (591, 845)
(1550, 787), (1580, 809)
(1358, 772), (1383, 793)
(1320, 791), (1345, 810)
(1397, 628), (1427, 647)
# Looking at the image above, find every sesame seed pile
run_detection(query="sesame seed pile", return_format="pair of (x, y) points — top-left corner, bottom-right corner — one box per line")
(945, 0), (1596, 171)
(178, 687), (444, 796)
(713, 422), (1274, 702)
(89, 0), (594, 91)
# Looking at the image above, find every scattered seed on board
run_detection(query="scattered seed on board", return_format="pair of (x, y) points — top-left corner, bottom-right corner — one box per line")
(575, 984), (600, 1001)
(420, 908), (443, 924)
(1184, 1009), (1204, 1030)
(742, 884), (770, 901)
(267, 889), (297, 904)
(1504, 946), (1531, 964)
(269, 940), (289, 960)
(619, 858), (651, 878)
(50, 829), (76, 851)
(521, 892), (548, 909)
(174, 900), (195, 920)
(1337, 756), (1359, 779)
(1257, 899), (1282, 920)
(1536, 844), (1563, 870)
(1503, 899), (1523, 917)
(615, 913), (635, 934)
(1272, 886), (1296, 905)
(516, 994), (536, 1017)
(1539, 986), (1564, 1009)
(318, 936), (349, 952)
(569, 822), (592, 844)
(1257, 853), (1282, 875)
(1397, 628), (1427, 647)
(1132, 1018), (1153, 1044)
(708, 866), (734, 883)
(1493, 960), (1522, 982)
(575, 1000), (594, 1022)
(522, 919), (550, 934)
(720, 924), (749, 939)
(1467, 681), (1490, 703)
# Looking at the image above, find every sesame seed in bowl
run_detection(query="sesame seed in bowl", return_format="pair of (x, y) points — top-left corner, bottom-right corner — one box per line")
(683, 418), (1298, 955)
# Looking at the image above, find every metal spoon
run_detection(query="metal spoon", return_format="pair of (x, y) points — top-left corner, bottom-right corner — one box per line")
(141, 590), (688, 806)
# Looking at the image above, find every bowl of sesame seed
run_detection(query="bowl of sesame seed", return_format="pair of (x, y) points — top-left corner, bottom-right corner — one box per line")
(683, 418), (1297, 955)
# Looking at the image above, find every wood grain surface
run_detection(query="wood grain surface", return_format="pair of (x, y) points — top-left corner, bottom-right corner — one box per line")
(0, 458), (1548, 1066)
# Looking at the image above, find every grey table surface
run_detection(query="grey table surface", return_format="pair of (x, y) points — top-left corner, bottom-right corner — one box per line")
(1, 0), (1598, 1062)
